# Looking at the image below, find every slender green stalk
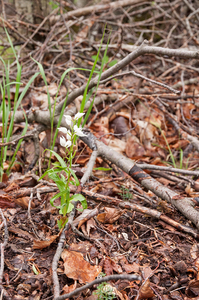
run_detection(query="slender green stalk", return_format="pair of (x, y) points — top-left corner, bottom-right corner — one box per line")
(0, 29), (40, 180)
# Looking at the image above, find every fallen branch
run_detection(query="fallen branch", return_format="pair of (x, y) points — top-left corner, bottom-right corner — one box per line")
(81, 132), (199, 231)
(137, 163), (199, 176)
(52, 204), (77, 298)
(54, 274), (142, 300)
(80, 188), (199, 239)
(81, 150), (98, 186)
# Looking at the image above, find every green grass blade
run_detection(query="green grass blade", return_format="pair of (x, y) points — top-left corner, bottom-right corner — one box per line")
(48, 150), (68, 169)
(83, 32), (110, 127)
(79, 27), (107, 128)
(7, 108), (28, 172)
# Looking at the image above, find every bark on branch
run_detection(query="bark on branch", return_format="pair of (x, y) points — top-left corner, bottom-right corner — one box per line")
(81, 132), (199, 231)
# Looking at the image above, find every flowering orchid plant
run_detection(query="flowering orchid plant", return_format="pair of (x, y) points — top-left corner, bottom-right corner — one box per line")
(40, 112), (87, 228)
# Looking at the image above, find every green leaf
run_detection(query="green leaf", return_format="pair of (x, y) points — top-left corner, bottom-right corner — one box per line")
(57, 219), (63, 229)
(50, 191), (65, 206)
(108, 59), (118, 67)
(93, 167), (112, 171)
(59, 201), (74, 215)
(82, 27), (109, 128)
(70, 168), (80, 186)
(91, 55), (98, 61)
(70, 194), (87, 209)
(32, 264), (39, 275)
(48, 150), (68, 168)
(104, 56), (109, 64)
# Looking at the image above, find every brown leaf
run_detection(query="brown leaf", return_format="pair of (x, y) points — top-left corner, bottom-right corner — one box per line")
(0, 194), (15, 208)
(186, 280), (199, 297)
(4, 182), (19, 192)
(86, 218), (96, 236)
(190, 244), (198, 260)
(106, 137), (126, 153)
(33, 233), (61, 249)
(77, 208), (99, 229)
(142, 265), (153, 278)
(97, 207), (123, 224)
(62, 280), (77, 295)
(110, 259), (123, 274)
(138, 280), (155, 299)
(69, 241), (91, 256)
(195, 258), (199, 272)
(103, 257), (113, 276)
(110, 116), (129, 136)
(61, 249), (101, 283)
(123, 262), (140, 274)
(9, 225), (34, 240)
(73, 208), (99, 228)
(97, 212), (106, 223)
(14, 197), (35, 209)
(126, 136), (146, 159)
(185, 183), (193, 196)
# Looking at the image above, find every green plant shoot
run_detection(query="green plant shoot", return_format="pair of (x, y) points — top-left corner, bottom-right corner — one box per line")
(94, 282), (115, 300)
(39, 112), (87, 228)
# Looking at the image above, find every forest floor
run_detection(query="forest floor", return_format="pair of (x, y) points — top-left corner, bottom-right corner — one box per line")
(1, 1), (199, 299)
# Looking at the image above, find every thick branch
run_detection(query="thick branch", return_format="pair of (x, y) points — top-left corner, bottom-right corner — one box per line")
(81, 133), (199, 230)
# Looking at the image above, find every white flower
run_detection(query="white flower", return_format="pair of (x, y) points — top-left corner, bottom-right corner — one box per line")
(60, 136), (72, 148)
(66, 131), (72, 141)
(58, 127), (68, 134)
(64, 115), (72, 126)
(73, 125), (86, 137)
(74, 112), (85, 120)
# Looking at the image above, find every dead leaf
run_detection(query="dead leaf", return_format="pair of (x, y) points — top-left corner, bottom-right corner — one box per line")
(86, 218), (96, 236)
(78, 208), (99, 229)
(69, 241), (91, 256)
(190, 244), (198, 260)
(4, 182), (19, 192)
(14, 197), (35, 209)
(126, 136), (146, 158)
(138, 280), (155, 299)
(97, 212), (106, 223)
(103, 257), (113, 276)
(195, 258), (199, 272)
(0, 194), (15, 208)
(106, 137), (126, 153)
(135, 120), (158, 148)
(9, 225), (34, 240)
(97, 207), (124, 224)
(62, 280), (77, 295)
(72, 207), (99, 228)
(185, 183), (193, 196)
(123, 262), (140, 274)
(186, 280), (199, 297)
(33, 231), (62, 249)
(61, 249), (102, 283)
(33, 234), (60, 250)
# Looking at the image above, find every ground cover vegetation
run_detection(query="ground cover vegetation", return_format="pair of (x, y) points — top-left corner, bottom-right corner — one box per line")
(0, 0), (199, 299)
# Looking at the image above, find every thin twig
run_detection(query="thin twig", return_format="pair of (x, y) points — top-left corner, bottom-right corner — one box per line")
(0, 209), (9, 299)
(28, 191), (44, 240)
(81, 150), (98, 186)
(52, 204), (77, 298)
(55, 274), (142, 300)
(137, 163), (199, 176)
